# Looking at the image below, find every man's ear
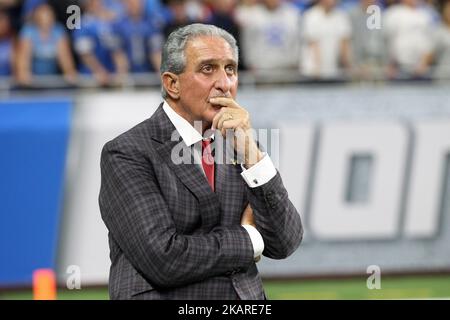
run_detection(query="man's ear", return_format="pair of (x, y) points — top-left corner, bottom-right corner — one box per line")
(162, 72), (180, 99)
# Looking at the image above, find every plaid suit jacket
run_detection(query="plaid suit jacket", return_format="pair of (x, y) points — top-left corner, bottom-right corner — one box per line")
(99, 103), (303, 300)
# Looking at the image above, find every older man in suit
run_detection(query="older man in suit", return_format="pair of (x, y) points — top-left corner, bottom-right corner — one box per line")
(99, 23), (303, 300)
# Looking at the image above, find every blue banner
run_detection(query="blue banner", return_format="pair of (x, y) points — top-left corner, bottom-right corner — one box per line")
(0, 98), (72, 286)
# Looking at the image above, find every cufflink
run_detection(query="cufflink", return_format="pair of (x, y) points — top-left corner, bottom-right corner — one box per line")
(253, 179), (258, 185)
(254, 255), (261, 263)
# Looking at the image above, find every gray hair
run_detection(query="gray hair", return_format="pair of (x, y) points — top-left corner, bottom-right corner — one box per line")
(160, 23), (239, 98)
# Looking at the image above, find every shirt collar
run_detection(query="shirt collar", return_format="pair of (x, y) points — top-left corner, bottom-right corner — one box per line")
(162, 100), (214, 147)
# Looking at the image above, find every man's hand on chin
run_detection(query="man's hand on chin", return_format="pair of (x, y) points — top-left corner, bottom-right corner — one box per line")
(210, 97), (263, 168)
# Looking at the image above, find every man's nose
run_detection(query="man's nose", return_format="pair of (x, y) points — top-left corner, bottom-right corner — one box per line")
(214, 69), (232, 93)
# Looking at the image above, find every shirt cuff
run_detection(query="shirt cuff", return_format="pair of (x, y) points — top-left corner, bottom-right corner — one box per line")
(241, 225), (264, 259)
(240, 153), (277, 188)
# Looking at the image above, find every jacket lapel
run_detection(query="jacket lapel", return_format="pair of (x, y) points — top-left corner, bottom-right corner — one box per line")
(149, 104), (221, 231)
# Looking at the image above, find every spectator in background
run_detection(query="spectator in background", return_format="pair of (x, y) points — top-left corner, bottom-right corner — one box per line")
(207, 0), (239, 37)
(348, 0), (384, 80)
(185, 0), (209, 21)
(380, 0), (398, 8)
(103, 0), (126, 18)
(291, 0), (314, 11)
(0, 0), (21, 34)
(383, 0), (435, 79)
(73, 0), (127, 86)
(422, 0), (441, 22)
(16, 1), (77, 86)
(0, 10), (15, 77)
(112, 0), (163, 73)
(430, 0), (450, 79)
(236, 0), (300, 72)
(235, 0), (259, 13)
(233, 0), (258, 70)
(0, 0), (19, 9)
(300, 0), (352, 80)
(161, 0), (195, 39)
(144, 0), (166, 27)
(207, 0), (245, 69)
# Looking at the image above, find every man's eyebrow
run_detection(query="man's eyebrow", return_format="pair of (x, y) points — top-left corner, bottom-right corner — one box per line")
(197, 59), (237, 67)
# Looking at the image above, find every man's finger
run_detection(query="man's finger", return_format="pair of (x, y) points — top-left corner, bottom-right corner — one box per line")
(220, 119), (242, 137)
(209, 97), (241, 109)
(217, 111), (238, 131)
(212, 107), (228, 130)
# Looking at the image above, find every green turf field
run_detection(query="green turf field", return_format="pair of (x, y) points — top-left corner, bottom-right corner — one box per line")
(1, 275), (449, 300)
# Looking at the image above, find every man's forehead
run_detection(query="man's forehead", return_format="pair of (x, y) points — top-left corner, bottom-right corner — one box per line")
(185, 36), (237, 64)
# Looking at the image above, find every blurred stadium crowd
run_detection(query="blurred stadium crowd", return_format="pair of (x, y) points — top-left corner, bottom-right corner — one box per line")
(0, 0), (450, 89)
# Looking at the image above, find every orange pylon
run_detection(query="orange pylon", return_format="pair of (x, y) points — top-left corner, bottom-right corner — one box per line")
(33, 269), (57, 300)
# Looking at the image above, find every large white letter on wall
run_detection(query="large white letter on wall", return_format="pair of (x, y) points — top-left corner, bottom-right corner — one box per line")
(404, 120), (450, 238)
(310, 122), (408, 240)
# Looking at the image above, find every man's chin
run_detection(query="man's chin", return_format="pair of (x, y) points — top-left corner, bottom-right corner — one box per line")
(202, 109), (220, 129)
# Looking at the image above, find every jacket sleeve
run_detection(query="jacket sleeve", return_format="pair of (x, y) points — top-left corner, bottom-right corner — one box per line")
(99, 140), (254, 289)
(245, 172), (304, 259)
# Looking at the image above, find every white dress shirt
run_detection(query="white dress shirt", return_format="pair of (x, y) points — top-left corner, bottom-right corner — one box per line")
(162, 101), (277, 259)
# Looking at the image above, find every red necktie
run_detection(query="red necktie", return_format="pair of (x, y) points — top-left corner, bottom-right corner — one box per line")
(202, 139), (215, 191)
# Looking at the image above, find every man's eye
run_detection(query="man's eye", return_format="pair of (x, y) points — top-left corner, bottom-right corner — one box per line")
(225, 65), (236, 74)
(202, 65), (213, 73)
